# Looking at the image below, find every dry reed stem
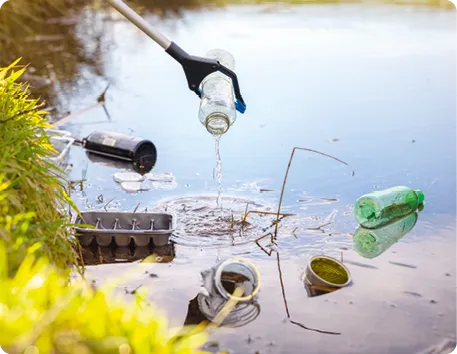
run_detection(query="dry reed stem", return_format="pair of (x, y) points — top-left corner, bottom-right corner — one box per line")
(54, 84), (110, 127)
(255, 233), (275, 256)
(242, 210), (295, 224)
(276, 251), (341, 335)
(273, 147), (348, 241)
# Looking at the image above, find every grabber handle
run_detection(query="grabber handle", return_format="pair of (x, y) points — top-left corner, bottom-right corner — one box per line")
(107, 0), (171, 50)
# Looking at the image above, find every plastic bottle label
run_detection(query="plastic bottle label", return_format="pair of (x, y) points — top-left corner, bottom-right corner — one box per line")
(103, 138), (116, 147)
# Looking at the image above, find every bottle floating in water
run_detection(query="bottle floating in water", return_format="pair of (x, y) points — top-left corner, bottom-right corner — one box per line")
(353, 212), (418, 259)
(77, 131), (157, 171)
(354, 186), (424, 229)
(198, 49), (237, 135)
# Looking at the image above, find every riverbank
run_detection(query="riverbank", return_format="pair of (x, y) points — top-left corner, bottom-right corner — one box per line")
(0, 61), (208, 353)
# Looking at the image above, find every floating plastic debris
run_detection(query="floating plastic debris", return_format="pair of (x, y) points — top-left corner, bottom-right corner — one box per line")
(145, 172), (175, 182)
(354, 186), (424, 229)
(145, 172), (177, 190)
(151, 180), (177, 190)
(114, 172), (144, 183)
(114, 172), (176, 191)
(120, 181), (144, 193)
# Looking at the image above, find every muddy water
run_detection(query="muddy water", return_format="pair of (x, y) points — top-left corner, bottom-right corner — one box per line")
(7, 2), (456, 353)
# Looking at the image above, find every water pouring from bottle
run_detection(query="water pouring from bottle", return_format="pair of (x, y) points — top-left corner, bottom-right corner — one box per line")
(198, 49), (238, 208)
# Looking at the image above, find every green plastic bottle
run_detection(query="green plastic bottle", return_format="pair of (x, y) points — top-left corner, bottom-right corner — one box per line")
(353, 212), (418, 259)
(354, 186), (424, 229)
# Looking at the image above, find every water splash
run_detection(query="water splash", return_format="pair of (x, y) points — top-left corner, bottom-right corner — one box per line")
(151, 196), (273, 248)
(215, 135), (223, 209)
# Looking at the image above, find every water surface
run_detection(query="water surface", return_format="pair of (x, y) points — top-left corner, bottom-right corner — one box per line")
(9, 3), (457, 353)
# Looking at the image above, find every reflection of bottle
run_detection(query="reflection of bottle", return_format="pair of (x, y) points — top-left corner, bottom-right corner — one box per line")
(353, 212), (418, 259)
(86, 152), (154, 175)
(354, 186), (424, 229)
(198, 49), (237, 136)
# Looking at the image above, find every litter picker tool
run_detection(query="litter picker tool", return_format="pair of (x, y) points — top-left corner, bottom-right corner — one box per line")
(107, 0), (247, 114)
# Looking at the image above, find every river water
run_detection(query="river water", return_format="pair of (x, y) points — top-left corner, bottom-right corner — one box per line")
(3, 2), (456, 353)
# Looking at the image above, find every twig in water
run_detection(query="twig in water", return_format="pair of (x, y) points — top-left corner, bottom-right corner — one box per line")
(104, 197), (116, 211)
(54, 84), (111, 127)
(97, 246), (103, 264)
(54, 102), (102, 127)
(292, 227), (298, 238)
(69, 179), (87, 190)
(276, 251), (341, 336)
(277, 252), (290, 318)
(255, 233), (276, 256)
(243, 210), (295, 224)
(77, 242), (85, 276)
(133, 203), (141, 213)
(102, 104), (111, 121)
(230, 213), (235, 229)
(289, 320), (341, 335)
(273, 147), (348, 241)
(302, 222), (333, 233)
(97, 83), (110, 103)
(130, 284), (143, 295)
(241, 203), (249, 225)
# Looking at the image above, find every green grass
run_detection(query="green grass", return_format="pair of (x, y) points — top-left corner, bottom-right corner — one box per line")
(0, 59), (78, 274)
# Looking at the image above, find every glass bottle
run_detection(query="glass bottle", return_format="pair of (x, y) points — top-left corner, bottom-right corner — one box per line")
(198, 49), (237, 135)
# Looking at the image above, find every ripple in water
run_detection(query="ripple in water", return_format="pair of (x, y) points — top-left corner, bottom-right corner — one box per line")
(152, 196), (276, 247)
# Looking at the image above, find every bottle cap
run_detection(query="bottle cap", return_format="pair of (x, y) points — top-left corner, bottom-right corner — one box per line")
(415, 190), (425, 204)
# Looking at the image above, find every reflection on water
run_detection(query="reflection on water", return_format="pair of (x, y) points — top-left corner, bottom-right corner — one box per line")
(3, 1), (456, 353)
(353, 212), (419, 259)
(80, 243), (175, 265)
(86, 151), (156, 174)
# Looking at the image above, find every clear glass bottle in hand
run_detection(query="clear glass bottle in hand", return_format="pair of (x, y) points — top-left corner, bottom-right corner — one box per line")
(198, 49), (237, 135)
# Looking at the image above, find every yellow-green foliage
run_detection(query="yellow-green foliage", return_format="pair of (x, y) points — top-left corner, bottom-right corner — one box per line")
(0, 241), (207, 354)
(0, 60), (78, 274)
(0, 61), (209, 353)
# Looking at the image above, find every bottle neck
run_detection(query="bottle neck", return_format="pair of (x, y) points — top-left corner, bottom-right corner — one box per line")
(415, 190), (425, 204)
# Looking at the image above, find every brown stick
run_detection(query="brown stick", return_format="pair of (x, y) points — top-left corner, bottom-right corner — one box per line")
(54, 102), (103, 127)
(54, 84), (110, 127)
(273, 147), (348, 240)
(242, 210), (295, 224)
(277, 251), (291, 318)
(277, 251), (341, 336)
(255, 233), (275, 256)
